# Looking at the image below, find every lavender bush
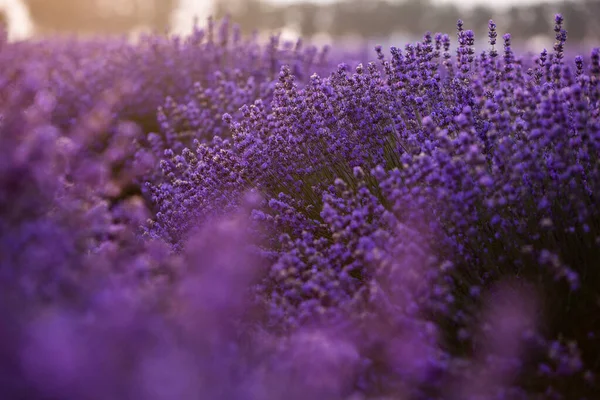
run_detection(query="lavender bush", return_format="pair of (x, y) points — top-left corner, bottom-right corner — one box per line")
(1, 14), (599, 400)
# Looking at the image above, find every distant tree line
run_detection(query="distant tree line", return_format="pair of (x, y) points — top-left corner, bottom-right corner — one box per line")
(214, 0), (600, 43)
(22, 0), (176, 36)
(15, 0), (600, 43)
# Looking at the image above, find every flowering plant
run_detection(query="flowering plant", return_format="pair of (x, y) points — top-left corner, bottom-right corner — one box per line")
(0, 14), (599, 399)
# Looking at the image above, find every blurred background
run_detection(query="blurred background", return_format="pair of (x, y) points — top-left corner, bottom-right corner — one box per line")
(0, 0), (599, 49)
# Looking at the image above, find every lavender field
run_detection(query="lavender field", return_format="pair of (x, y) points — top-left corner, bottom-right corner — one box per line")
(0, 14), (599, 399)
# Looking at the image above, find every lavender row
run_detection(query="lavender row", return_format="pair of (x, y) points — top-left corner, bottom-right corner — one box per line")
(146, 15), (600, 398)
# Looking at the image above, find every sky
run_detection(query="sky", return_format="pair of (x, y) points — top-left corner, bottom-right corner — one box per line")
(0, 0), (34, 40)
(2, 0), (564, 40)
